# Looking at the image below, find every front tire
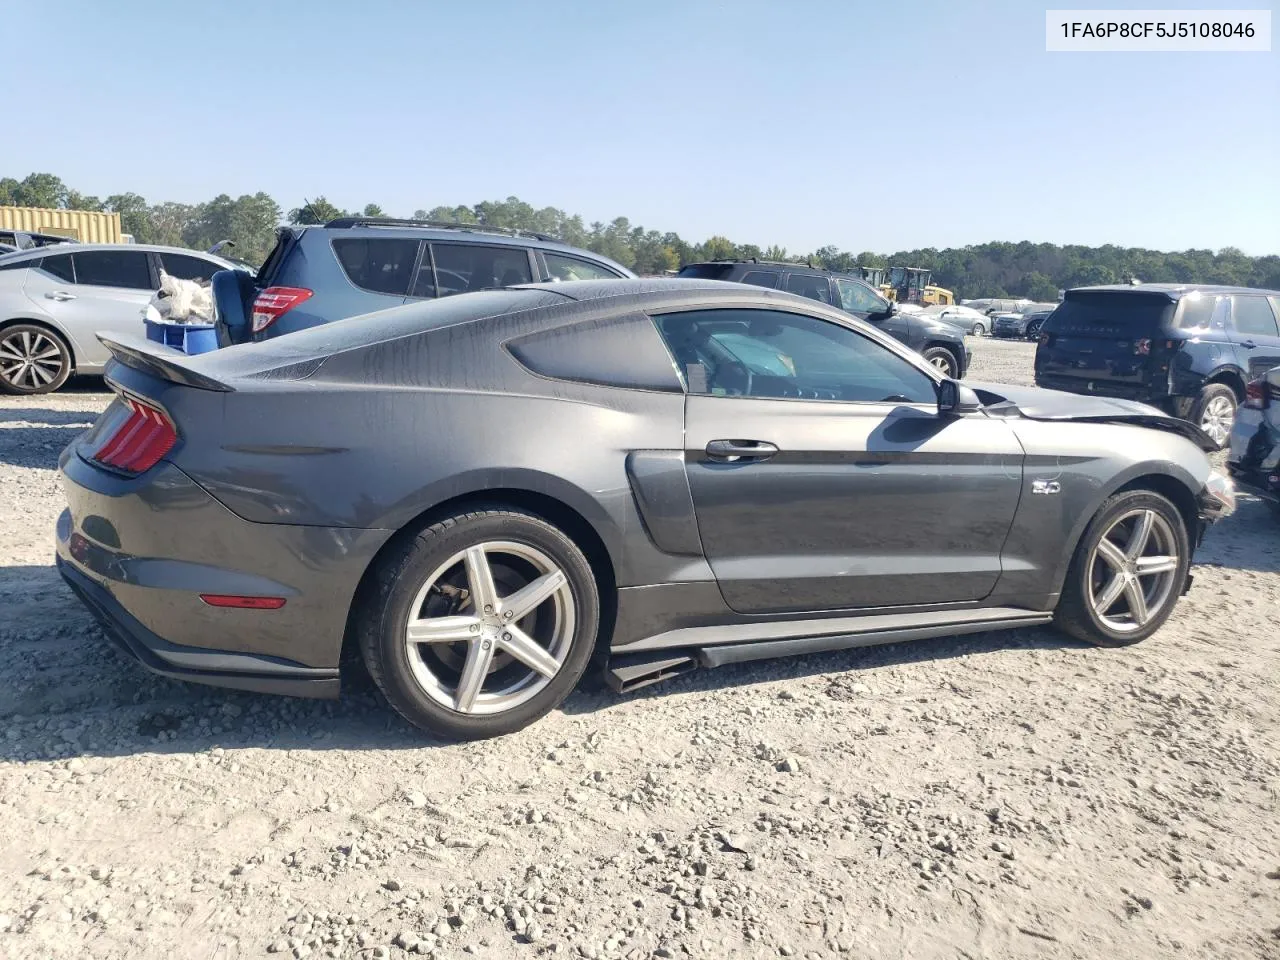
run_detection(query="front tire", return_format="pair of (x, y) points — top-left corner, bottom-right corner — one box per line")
(922, 346), (959, 379)
(358, 508), (600, 740)
(1190, 383), (1236, 449)
(0, 324), (72, 395)
(969, 322), (985, 337)
(1025, 319), (1044, 340)
(1054, 490), (1190, 647)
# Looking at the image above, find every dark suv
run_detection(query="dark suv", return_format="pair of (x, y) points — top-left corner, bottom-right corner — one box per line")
(677, 260), (970, 377)
(214, 218), (634, 343)
(1034, 284), (1280, 447)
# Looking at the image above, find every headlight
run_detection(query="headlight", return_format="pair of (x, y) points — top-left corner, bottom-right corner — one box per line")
(1202, 469), (1236, 518)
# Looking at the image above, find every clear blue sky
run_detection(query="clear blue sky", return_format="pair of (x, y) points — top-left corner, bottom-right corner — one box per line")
(10, 0), (1279, 254)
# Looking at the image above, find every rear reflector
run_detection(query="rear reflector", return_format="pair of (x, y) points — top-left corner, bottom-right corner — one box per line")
(91, 395), (178, 473)
(199, 594), (287, 609)
(252, 286), (313, 333)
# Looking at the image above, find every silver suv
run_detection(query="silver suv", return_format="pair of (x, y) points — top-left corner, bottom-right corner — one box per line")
(0, 244), (236, 394)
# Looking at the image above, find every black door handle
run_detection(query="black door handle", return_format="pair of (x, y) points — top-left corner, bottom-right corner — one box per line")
(1240, 340), (1258, 349)
(705, 439), (778, 462)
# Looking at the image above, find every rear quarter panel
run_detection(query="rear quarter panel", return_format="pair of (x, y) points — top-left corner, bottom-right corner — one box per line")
(168, 303), (705, 589)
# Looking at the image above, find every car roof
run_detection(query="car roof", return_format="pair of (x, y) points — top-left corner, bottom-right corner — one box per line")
(301, 220), (631, 272)
(1070, 283), (1280, 299)
(682, 260), (875, 283)
(0, 243), (234, 265)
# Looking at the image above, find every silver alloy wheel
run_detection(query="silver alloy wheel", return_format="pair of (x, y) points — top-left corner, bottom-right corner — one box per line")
(1085, 508), (1179, 634)
(404, 540), (575, 716)
(929, 353), (955, 375)
(1198, 395), (1235, 445)
(0, 329), (64, 390)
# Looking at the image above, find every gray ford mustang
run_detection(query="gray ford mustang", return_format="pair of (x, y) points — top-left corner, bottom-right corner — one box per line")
(57, 279), (1236, 740)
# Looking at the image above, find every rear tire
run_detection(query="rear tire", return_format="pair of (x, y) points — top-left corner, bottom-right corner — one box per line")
(1054, 490), (1190, 648)
(1190, 383), (1236, 449)
(922, 346), (959, 379)
(357, 508), (600, 740)
(969, 322), (984, 337)
(0, 323), (72, 395)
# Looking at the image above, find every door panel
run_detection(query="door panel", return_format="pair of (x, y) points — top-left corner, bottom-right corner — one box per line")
(684, 395), (1024, 614)
(1228, 295), (1280, 379)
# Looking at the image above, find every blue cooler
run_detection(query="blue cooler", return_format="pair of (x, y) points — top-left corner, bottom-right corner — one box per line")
(144, 320), (218, 355)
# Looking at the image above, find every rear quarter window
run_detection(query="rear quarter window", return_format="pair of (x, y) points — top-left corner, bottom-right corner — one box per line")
(333, 238), (419, 296)
(1174, 292), (1229, 331)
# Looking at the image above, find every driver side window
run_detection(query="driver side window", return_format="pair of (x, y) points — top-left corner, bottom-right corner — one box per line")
(652, 308), (935, 404)
(835, 278), (889, 316)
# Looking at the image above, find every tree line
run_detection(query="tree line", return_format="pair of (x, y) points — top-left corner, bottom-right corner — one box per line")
(4, 172), (1277, 298)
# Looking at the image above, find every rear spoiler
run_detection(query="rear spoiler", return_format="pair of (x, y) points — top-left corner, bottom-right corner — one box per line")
(98, 334), (234, 393)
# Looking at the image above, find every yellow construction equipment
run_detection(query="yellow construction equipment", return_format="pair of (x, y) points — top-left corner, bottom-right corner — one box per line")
(886, 266), (954, 306)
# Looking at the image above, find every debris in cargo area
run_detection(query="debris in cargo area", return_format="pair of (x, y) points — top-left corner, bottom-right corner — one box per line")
(144, 270), (214, 325)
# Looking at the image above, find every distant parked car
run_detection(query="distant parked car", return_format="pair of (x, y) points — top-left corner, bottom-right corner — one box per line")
(992, 303), (1058, 339)
(677, 259), (971, 378)
(1035, 284), (1280, 447)
(922, 303), (992, 337)
(1227, 364), (1280, 513)
(0, 244), (236, 394)
(0, 229), (78, 251)
(212, 217), (635, 345)
(961, 297), (1032, 317)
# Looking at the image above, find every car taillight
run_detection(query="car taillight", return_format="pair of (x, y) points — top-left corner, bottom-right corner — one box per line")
(1133, 338), (1151, 356)
(91, 395), (177, 473)
(251, 286), (313, 333)
(1244, 378), (1269, 409)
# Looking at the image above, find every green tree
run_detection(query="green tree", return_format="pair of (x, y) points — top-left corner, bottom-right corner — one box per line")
(14, 172), (68, 208)
(1020, 271), (1059, 302)
(65, 191), (104, 212)
(362, 203), (385, 217)
(105, 192), (152, 241)
(288, 196), (345, 225)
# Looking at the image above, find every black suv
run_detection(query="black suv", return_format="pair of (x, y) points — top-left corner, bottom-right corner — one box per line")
(213, 217), (634, 344)
(677, 260), (970, 378)
(1034, 284), (1280, 447)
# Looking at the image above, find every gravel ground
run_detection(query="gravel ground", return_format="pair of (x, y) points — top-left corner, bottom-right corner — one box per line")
(1, 339), (1277, 960)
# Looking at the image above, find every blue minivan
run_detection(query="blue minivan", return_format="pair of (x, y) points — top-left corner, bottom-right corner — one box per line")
(212, 217), (634, 344)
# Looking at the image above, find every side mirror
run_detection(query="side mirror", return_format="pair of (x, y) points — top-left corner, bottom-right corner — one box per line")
(937, 379), (983, 416)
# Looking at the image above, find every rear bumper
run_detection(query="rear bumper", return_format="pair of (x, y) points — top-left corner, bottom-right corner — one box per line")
(58, 556), (340, 698)
(1032, 373), (1165, 405)
(56, 452), (392, 698)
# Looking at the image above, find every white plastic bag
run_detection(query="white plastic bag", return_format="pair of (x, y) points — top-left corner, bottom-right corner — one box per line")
(148, 271), (214, 324)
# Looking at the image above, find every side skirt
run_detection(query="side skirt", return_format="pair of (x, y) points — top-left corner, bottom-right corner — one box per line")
(605, 606), (1053, 693)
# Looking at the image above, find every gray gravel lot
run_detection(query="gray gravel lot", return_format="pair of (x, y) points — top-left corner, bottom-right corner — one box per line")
(0, 338), (1277, 960)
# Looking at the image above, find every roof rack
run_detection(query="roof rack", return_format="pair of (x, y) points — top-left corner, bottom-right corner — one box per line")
(708, 257), (817, 268)
(322, 216), (557, 243)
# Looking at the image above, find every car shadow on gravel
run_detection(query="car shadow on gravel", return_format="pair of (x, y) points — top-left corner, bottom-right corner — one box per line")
(562, 624), (1084, 718)
(0, 406), (100, 426)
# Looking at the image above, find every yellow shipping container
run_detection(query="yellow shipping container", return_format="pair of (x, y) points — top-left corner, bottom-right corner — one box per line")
(0, 205), (122, 244)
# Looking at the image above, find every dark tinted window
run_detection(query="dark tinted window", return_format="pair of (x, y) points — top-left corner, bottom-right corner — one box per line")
(836, 278), (889, 315)
(676, 264), (734, 280)
(431, 244), (532, 297)
(543, 252), (620, 281)
(73, 250), (151, 289)
(1231, 296), (1279, 337)
(652, 308), (934, 404)
(1046, 293), (1174, 333)
(159, 252), (220, 283)
(333, 238), (419, 296)
(739, 271), (779, 289)
(784, 273), (833, 304)
(40, 254), (76, 283)
(1174, 292), (1228, 331)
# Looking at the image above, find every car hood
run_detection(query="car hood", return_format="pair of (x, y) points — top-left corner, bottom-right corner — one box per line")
(967, 380), (1218, 452)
